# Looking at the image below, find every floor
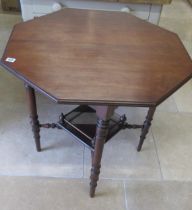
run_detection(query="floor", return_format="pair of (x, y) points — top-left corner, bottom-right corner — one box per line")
(0, 0), (192, 209)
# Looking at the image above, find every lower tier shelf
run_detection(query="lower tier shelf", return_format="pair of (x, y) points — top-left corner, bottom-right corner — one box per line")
(57, 105), (126, 150)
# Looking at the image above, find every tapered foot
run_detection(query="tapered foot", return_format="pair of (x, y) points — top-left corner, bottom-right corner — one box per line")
(31, 115), (41, 152)
(137, 107), (156, 152)
(90, 189), (95, 198)
(90, 163), (101, 197)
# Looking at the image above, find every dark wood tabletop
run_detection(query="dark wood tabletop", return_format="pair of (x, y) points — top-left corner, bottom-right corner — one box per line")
(1, 9), (192, 106)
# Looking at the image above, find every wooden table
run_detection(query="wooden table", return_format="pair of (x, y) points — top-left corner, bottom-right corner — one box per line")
(1, 9), (192, 197)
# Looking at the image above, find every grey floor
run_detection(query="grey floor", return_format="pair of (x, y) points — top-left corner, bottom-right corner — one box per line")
(0, 0), (192, 209)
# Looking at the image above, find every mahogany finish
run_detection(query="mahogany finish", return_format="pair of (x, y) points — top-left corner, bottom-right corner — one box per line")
(1, 9), (192, 106)
(1, 9), (192, 197)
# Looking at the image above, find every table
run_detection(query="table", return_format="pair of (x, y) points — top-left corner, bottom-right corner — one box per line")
(1, 9), (192, 197)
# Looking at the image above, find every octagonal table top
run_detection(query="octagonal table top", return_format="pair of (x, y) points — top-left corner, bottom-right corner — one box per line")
(1, 9), (192, 106)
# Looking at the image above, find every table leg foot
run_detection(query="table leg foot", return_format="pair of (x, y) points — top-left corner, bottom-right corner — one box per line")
(25, 84), (41, 152)
(137, 107), (156, 152)
(31, 115), (41, 152)
(90, 118), (110, 197)
(90, 162), (101, 197)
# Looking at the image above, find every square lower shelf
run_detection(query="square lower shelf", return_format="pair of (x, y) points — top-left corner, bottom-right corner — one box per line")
(57, 105), (126, 150)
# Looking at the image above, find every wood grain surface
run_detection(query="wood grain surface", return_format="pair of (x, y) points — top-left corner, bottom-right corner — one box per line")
(1, 9), (192, 106)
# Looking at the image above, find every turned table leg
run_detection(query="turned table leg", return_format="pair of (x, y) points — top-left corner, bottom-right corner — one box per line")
(25, 84), (41, 152)
(137, 106), (156, 152)
(90, 106), (115, 197)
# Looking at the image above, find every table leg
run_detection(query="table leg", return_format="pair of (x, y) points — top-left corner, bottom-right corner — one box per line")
(90, 106), (115, 197)
(137, 106), (156, 152)
(25, 84), (41, 152)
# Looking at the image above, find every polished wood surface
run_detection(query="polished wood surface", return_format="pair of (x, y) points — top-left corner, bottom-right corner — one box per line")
(1, 9), (192, 106)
